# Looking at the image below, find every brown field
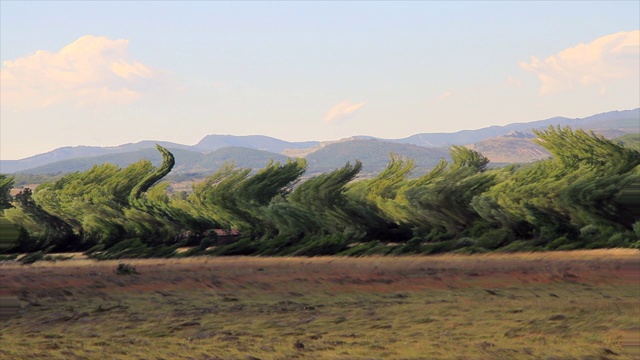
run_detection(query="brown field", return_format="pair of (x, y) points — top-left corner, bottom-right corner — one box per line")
(1, 250), (639, 359)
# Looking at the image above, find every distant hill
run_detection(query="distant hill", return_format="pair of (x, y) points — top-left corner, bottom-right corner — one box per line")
(361, 108), (639, 147)
(616, 133), (640, 151)
(0, 140), (204, 174)
(16, 140), (450, 180)
(468, 137), (549, 164)
(466, 127), (638, 164)
(18, 147), (292, 176)
(195, 134), (319, 153)
(304, 139), (450, 177)
(1, 108), (637, 174)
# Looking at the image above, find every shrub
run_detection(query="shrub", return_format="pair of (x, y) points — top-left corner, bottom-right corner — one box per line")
(475, 228), (515, 250)
(42, 254), (73, 262)
(197, 237), (217, 251)
(213, 238), (259, 256)
(390, 237), (425, 255)
(115, 263), (138, 275)
(496, 240), (539, 253)
(292, 234), (350, 256)
(338, 241), (391, 256)
(0, 253), (18, 261)
(19, 251), (44, 265)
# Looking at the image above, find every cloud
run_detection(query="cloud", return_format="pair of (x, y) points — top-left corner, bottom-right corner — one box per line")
(520, 30), (640, 95)
(322, 101), (365, 124)
(503, 76), (523, 88)
(435, 91), (453, 102)
(1, 35), (162, 109)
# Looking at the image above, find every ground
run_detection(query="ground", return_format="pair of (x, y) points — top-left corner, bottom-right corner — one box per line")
(0, 250), (639, 359)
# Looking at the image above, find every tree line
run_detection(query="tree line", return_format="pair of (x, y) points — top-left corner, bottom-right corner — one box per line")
(1, 127), (638, 258)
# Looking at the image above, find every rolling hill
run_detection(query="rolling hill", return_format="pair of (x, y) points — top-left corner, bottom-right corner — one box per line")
(1, 108), (638, 175)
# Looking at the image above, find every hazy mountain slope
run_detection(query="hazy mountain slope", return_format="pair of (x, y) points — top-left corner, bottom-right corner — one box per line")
(366, 108), (639, 147)
(16, 148), (202, 175)
(17, 147), (291, 175)
(195, 134), (319, 153)
(2, 108), (637, 174)
(304, 139), (450, 177)
(468, 138), (549, 163)
(0, 141), (202, 174)
(466, 126), (637, 164)
(185, 147), (292, 173)
(616, 133), (640, 151)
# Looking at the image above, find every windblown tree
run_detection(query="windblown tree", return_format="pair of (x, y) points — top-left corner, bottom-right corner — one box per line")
(3, 127), (638, 256)
(476, 127), (640, 249)
(0, 175), (14, 211)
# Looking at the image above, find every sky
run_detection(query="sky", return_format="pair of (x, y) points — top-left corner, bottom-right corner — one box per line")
(1, 1), (639, 160)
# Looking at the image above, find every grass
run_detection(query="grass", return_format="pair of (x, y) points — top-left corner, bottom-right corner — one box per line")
(1, 250), (639, 359)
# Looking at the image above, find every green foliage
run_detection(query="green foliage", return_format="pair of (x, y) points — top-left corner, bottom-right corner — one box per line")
(0, 175), (14, 211)
(129, 144), (176, 201)
(615, 133), (640, 151)
(5, 127), (639, 256)
(19, 251), (44, 265)
(89, 238), (177, 260)
(0, 253), (18, 261)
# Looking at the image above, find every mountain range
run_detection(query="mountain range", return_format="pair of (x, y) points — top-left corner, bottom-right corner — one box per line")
(1, 108), (638, 177)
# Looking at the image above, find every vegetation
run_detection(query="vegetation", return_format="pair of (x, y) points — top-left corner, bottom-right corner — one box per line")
(0, 127), (638, 258)
(616, 133), (640, 151)
(0, 252), (638, 359)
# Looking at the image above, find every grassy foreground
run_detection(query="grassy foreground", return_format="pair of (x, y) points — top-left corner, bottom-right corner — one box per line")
(1, 250), (639, 360)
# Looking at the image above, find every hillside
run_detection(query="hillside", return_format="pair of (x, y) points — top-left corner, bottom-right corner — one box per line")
(375, 108), (639, 147)
(1, 108), (638, 174)
(15, 140), (451, 180)
(467, 138), (549, 164)
(616, 133), (640, 151)
(304, 139), (450, 177)
(195, 134), (319, 153)
(18, 147), (292, 176)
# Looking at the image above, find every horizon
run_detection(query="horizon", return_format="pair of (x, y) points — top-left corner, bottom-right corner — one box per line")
(3, 106), (638, 162)
(1, 2), (639, 160)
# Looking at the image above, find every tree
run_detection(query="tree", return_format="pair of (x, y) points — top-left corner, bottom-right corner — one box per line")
(0, 175), (14, 211)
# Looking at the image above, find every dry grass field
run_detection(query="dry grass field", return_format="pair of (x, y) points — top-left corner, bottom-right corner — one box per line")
(1, 250), (639, 359)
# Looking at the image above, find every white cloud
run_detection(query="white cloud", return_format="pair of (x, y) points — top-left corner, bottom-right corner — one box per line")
(322, 101), (365, 124)
(1, 35), (162, 109)
(520, 30), (640, 95)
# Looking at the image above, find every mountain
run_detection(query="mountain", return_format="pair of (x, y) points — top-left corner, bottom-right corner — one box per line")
(304, 139), (450, 177)
(1, 136), (318, 174)
(0, 140), (203, 174)
(1, 108), (638, 174)
(195, 134), (319, 153)
(18, 147), (291, 175)
(16, 140), (450, 180)
(360, 108), (639, 147)
(467, 137), (549, 164)
(466, 126), (638, 164)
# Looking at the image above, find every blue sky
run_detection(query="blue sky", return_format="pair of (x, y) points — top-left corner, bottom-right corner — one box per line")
(1, 1), (639, 160)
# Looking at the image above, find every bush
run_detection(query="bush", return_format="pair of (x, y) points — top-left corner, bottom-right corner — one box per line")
(475, 228), (515, 250)
(338, 241), (392, 256)
(197, 237), (217, 251)
(115, 263), (138, 275)
(496, 240), (539, 253)
(42, 254), (73, 262)
(89, 238), (177, 260)
(213, 238), (259, 256)
(292, 234), (350, 256)
(19, 251), (44, 265)
(0, 253), (18, 261)
(390, 237), (425, 255)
